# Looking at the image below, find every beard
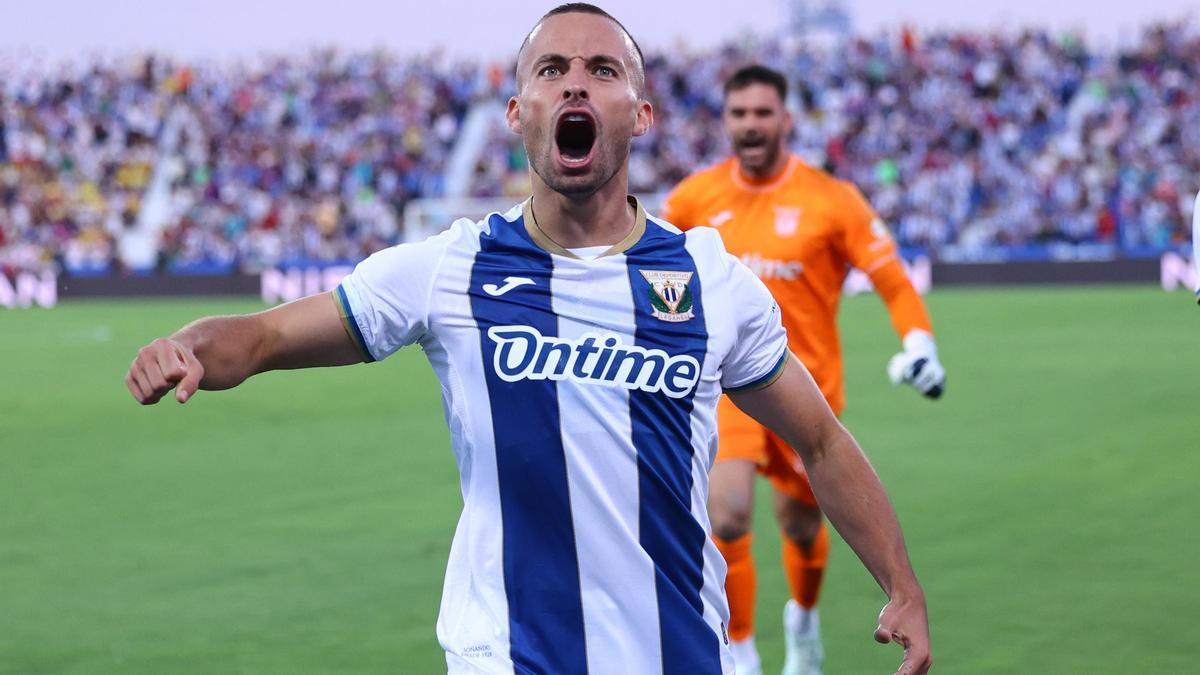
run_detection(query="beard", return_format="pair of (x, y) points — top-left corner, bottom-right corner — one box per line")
(525, 115), (632, 199)
(735, 132), (783, 174)
(531, 149), (621, 198)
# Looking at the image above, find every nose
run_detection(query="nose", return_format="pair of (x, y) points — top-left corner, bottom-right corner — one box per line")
(561, 63), (589, 101)
(561, 83), (589, 101)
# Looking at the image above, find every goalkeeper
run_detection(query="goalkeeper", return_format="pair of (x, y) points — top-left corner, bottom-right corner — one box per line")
(661, 64), (945, 675)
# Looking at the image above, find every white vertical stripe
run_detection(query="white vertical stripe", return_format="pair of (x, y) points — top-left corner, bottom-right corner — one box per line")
(686, 233), (737, 673)
(551, 253), (663, 675)
(431, 219), (514, 674)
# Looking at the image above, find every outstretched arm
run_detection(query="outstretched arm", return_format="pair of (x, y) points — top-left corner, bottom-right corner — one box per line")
(729, 355), (932, 675)
(125, 292), (362, 405)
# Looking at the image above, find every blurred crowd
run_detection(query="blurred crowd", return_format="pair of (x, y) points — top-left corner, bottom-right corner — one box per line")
(0, 50), (495, 275)
(493, 22), (1200, 254)
(2, 21), (1198, 276)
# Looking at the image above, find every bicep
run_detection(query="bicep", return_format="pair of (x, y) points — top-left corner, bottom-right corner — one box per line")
(726, 355), (845, 463)
(838, 183), (894, 270)
(255, 292), (365, 372)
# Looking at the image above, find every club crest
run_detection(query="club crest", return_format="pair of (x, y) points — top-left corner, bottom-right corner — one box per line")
(774, 206), (802, 237)
(639, 269), (695, 323)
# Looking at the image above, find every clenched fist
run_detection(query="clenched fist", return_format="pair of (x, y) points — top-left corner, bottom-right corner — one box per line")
(125, 338), (205, 405)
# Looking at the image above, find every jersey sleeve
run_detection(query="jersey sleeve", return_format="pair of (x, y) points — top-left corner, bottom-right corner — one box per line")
(720, 255), (790, 392)
(659, 175), (702, 231)
(333, 222), (458, 362)
(837, 182), (933, 338)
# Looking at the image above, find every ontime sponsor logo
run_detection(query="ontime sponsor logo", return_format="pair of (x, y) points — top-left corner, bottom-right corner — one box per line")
(487, 326), (701, 399)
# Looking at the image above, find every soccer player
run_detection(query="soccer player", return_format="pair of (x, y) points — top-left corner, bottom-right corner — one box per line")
(124, 8), (932, 675)
(661, 65), (946, 675)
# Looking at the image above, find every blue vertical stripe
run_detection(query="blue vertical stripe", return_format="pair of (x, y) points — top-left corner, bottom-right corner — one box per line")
(625, 224), (722, 674)
(468, 213), (588, 674)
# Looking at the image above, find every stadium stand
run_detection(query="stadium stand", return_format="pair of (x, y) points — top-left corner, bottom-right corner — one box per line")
(1, 23), (1197, 276)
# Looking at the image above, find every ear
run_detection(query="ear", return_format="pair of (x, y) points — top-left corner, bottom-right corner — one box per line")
(506, 96), (522, 135)
(632, 99), (654, 138)
(783, 107), (794, 137)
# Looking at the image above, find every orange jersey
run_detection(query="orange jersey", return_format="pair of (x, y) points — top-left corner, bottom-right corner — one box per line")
(661, 155), (932, 414)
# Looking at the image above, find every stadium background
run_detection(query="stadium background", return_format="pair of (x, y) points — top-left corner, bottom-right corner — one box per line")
(1, 1), (1197, 673)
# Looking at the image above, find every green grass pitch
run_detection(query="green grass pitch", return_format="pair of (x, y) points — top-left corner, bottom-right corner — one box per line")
(1, 285), (1196, 674)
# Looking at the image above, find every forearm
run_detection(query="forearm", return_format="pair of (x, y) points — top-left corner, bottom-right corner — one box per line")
(127, 293), (361, 405)
(802, 427), (923, 599)
(872, 262), (932, 339)
(730, 359), (924, 599)
(171, 314), (270, 390)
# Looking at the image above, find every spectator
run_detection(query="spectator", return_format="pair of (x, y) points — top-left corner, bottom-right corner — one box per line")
(2, 21), (1197, 275)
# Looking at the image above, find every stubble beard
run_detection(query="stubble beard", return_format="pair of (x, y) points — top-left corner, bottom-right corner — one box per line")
(526, 124), (631, 200)
(739, 134), (783, 177)
(729, 124), (787, 174)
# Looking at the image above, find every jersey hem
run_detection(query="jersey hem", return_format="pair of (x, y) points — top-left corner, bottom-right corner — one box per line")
(723, 348), (789, 393)
(333, 285), (376, 363)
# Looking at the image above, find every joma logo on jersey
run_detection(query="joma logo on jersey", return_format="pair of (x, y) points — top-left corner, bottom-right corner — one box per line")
(487, 326), (701, 399)
(708, 210), (734, 227)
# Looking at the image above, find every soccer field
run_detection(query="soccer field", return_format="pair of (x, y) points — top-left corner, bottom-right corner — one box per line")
(1, 286), (1195, 674)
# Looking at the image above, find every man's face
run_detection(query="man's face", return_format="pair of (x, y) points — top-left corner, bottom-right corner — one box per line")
(723, 83), (792, 176)
(508, 12), (652, 198)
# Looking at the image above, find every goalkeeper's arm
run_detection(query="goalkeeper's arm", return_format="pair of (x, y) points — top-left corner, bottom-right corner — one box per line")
(869, 260), (946, 399)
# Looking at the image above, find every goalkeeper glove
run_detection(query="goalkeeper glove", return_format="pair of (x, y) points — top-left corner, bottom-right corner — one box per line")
(887, 330), (945, 399)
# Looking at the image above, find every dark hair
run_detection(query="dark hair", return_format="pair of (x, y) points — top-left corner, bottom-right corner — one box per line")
(518, 3), (646, 95)
(724, 64), (788, 102)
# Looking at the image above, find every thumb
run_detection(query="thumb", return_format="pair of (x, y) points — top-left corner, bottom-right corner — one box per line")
(875, 625), (893, 644)
(174, 348), (204, 404)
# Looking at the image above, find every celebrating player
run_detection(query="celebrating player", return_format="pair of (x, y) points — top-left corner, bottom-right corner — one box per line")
(661, 64), (945, 675)
(125, 8), (931, 675)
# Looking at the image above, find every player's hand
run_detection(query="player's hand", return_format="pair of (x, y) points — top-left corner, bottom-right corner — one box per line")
(875, 594), (932, 675)
(887, 330), (945, 399)
(125, 338), (204, 405)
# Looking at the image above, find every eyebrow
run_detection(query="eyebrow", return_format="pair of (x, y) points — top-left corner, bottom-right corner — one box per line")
(726, 104), (778, 112)
(531, 53), (626, 73)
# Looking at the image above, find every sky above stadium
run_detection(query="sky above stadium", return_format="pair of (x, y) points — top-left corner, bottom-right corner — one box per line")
(2, 0), (1195, 61)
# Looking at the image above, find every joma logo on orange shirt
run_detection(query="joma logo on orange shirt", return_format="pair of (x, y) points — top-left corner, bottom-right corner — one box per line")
(740, 253), (803, 280)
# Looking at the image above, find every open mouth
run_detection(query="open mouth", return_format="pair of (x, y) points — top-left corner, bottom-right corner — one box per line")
(555, 111), (597, 165)
(737, 135), (767, 150)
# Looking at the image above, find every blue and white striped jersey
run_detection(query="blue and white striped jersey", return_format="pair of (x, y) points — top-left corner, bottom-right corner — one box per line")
(335, 198), (788, 675)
